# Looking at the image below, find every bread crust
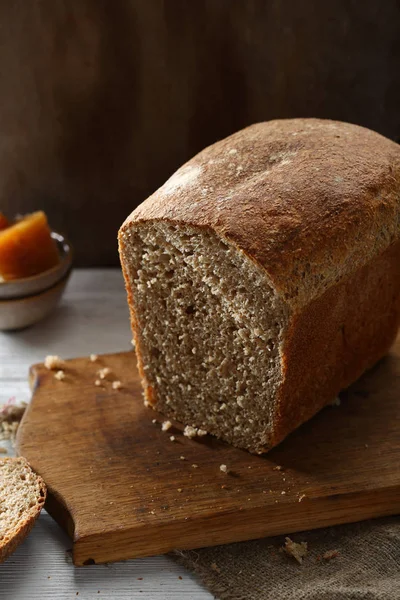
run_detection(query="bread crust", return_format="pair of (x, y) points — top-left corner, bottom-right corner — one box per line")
(0, 457), (47, 563)
(270, 239), (400, 452)
(119, 118), (400, 453)
(121, 118), (400, 309)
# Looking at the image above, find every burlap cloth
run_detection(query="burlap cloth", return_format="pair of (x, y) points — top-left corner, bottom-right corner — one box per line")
(171, 517), (400, 599)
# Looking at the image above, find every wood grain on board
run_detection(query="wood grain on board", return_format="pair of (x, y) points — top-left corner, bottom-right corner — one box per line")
(17, 338), (400, 566)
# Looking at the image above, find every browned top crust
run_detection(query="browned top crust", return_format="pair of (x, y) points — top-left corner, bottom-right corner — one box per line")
(120, 119), (400, 308)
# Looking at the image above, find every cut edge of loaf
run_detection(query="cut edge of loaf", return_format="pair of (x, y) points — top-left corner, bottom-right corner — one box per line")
(119, 219), (291, 453)
(0, 456), (47, 563)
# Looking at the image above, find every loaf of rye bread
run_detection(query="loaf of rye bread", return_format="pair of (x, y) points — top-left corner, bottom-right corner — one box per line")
(119, 118), (400, 453)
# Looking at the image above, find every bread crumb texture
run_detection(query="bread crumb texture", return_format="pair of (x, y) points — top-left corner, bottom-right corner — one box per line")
(90, 354), (98, 362)
(0, 457), (46, 562)
(120, 220), (288, 453)
(44, 355), (64, 370)
(220, 464), (229, 474)
(54, 370), (65, 381)
(283, 537), (308, 564)
(161, 420), (172, 432)
(112, 380), (122, 390)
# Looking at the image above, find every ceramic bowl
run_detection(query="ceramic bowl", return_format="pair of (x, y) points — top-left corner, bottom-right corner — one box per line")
(0, 232), (72, 300)
(0, 269), (71, 331)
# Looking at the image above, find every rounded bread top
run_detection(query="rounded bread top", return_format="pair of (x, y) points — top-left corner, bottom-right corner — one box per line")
(122, 119), (400, 305)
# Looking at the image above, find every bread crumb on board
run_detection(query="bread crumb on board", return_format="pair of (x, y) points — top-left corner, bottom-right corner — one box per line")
(161, 420), (172, 432)
(183, 425), (207, 438)
(283, 537), (308, 564)
(170, 435), (175, 442)
(90, 354), (98, 362)
(273, 465), (283, 471)
(54, 370), (65, 381)
(183, 425), (197, 438)
(44, 355), (64, 370)
(112, 380), (122, 390)
(298, 494), (306, 502)
(220, 464), (229, 474)
(98, 367), (112, 380)
(95, 379), (102, 387)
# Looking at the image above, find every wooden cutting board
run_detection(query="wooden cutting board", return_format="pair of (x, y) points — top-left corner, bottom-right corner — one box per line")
(17, 339), (400, 566)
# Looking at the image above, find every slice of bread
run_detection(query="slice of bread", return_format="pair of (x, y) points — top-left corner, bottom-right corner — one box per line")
(0, 457), (46, 562)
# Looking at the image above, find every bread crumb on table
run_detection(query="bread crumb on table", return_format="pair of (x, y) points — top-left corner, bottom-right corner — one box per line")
(322, 549), (339, 561)
(44, 355), (64, 370)
(180, 456), (185, 460)
(283, 537), (308, 564)
(298, 494), (306, 502)
(0, 400), (27, 444)
(94, 379), (102, 387)
(161, 420), (172, 432)
(191, 464), (198, 469)
(90, 354), (98, 362)
(170, 435), (175, 442)
(112, 380), (122, 390)
(54, 370), (65, 381)
(220, 464), (229, 474)
(273, 465), (283, 471)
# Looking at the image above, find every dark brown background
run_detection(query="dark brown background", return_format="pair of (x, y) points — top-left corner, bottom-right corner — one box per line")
(1, 0), (399, 265)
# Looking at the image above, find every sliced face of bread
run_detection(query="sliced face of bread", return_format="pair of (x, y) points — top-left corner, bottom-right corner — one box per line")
(0, 457), (46, 562)
(122, 221), (289, 452)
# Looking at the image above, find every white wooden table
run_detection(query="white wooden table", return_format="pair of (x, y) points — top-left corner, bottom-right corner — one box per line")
(0, 269), (212, 600)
